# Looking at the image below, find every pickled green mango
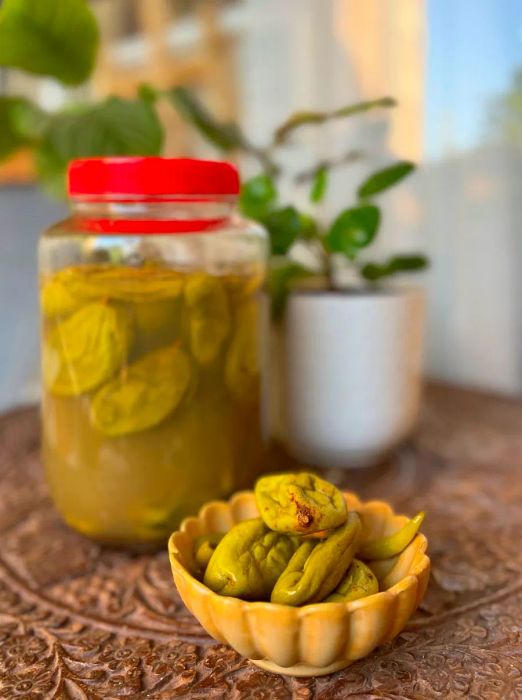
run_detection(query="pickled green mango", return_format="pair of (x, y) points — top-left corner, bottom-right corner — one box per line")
(83, 266), (184, 301)
(43, 302), (133, 396)
(365, 555), (398, 582)
(222, 268), (264, 298)
(184, 274), (230, 364)
(90, 345), (191, 436)
(132, 297), (182, 355)
(255, 472), (347, 535)
(40, 276), (83, 318)
(133, 298), (180, 335)
(271, 511), (362, 606)
(358, 512), (425, 560)
(325, 558), (378, 602)
(225, 300), (260, 402)
(204, 518), (299, 600)
(194, 533), (225, 571)
(41, 262), (265, 546)
(47, 265), (184, 303)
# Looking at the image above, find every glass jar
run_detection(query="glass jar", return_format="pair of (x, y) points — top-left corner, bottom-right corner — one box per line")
(39, 157), (268, 546)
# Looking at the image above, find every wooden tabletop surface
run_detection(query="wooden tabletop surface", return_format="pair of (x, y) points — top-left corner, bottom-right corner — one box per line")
(0, 383), (520, 699)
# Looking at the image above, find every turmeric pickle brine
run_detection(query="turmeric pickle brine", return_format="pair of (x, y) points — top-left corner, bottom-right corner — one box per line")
(39, 158), (268, 545)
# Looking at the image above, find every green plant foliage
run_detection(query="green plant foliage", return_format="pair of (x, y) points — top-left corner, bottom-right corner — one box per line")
(8, 99), (49, 141)
(357, 161), (415, 198)
(0, 0), (99, 85)
(273, 97), (396, 144)
(298, 212), (319, 240)
(0, 97), (31, 159)
(268, 261), (316, 320)
(327, 205), (381, 259)
(0, 97), (50, 163)
(167, 86), (246, 151)
(35, 98), (164, 195)
(138, 83), (159, 104)
(361, 255), (428, 282)
(35, 141), (68, 198)
(310, 166), (328, 203)
(263, 206), (303, 255)
(239, 174), (278, 219)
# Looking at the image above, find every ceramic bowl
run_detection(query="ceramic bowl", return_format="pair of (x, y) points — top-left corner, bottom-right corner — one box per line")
(168, 490), (430, 677)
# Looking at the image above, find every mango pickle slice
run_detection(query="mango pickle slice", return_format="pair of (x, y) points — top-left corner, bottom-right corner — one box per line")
(221, 266), (265, 299)
(184, 273), (230, 364)
(83, 266), (184, 301)
(40, 276), (84, 318)
(194, 533), (225, 571)
(325, 558), (379, 602)
(225, 300), (260, 402)
(358, 512), (425, 560)
(133, 298), (179, 335)
(204, 518), (300, 600)
(255, 472), (347, 535)
(270, 511), (362, 606)
(90, 345), (192, 437)
(43, 265), (184, 304)
(43, 302), (133, 396)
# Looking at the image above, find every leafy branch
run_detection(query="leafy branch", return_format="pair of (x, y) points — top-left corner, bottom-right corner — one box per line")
(165, 87), (280, 176)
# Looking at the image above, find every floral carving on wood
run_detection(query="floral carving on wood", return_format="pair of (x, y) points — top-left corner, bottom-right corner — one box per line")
(0, 387), (521, 698)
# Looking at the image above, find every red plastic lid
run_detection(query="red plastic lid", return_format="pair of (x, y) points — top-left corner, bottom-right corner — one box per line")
(68, 157), (240, 198)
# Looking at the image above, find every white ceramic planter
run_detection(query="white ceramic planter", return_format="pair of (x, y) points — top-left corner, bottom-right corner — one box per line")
(271, 288), (426, 468)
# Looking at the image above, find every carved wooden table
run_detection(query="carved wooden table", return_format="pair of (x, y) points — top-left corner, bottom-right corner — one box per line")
(0, 383), (521, 699)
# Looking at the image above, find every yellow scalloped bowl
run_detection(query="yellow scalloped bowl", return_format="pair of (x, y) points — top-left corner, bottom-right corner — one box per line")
(168, 491), (430, 677)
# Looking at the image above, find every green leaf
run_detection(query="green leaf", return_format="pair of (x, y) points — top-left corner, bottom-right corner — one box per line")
(273, 97), (396, 144)
(0, 96), (48, 162)
(35, 97), (164, 197)
(361, 254), (428, 281)
(298, 212), (319, 240)
(10, 99), (49, 141)
(0, 97), (32, 159)
(262, 206), (302, 255)
(360, 262), (387, 282)
(36, 140), (69, 198)
(239, 174), (278, 220)
(357, 161), (415, 198)
(389, 255), (428, 272)
(268, 260), (316, 320)
(0, 0), (99, 85)
(138, 83), (159, 104)
(310, 166), (328, 203)
(167, 86), (246, 151)
(42, 98), (164, 160)
(327, 205), (381, 258)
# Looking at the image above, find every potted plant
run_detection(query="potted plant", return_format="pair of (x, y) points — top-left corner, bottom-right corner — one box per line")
(0, 0), (428, 467)
(233, 127), (427, 468)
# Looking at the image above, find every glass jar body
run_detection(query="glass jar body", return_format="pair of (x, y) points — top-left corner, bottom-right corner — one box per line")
(39, 199), (268, 546)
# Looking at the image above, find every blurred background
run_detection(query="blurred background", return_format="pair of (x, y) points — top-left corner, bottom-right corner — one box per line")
(2, 0), (522, 411)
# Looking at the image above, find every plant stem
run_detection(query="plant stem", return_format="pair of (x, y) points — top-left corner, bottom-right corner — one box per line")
(314, 236), (336, 290)
(325, 258), (336, 291)
(238, 137), (280, 177)
(294, 150), (362, 184)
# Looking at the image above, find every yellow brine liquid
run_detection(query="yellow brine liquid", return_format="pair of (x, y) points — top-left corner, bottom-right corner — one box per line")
(40, 262), (266, 546)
